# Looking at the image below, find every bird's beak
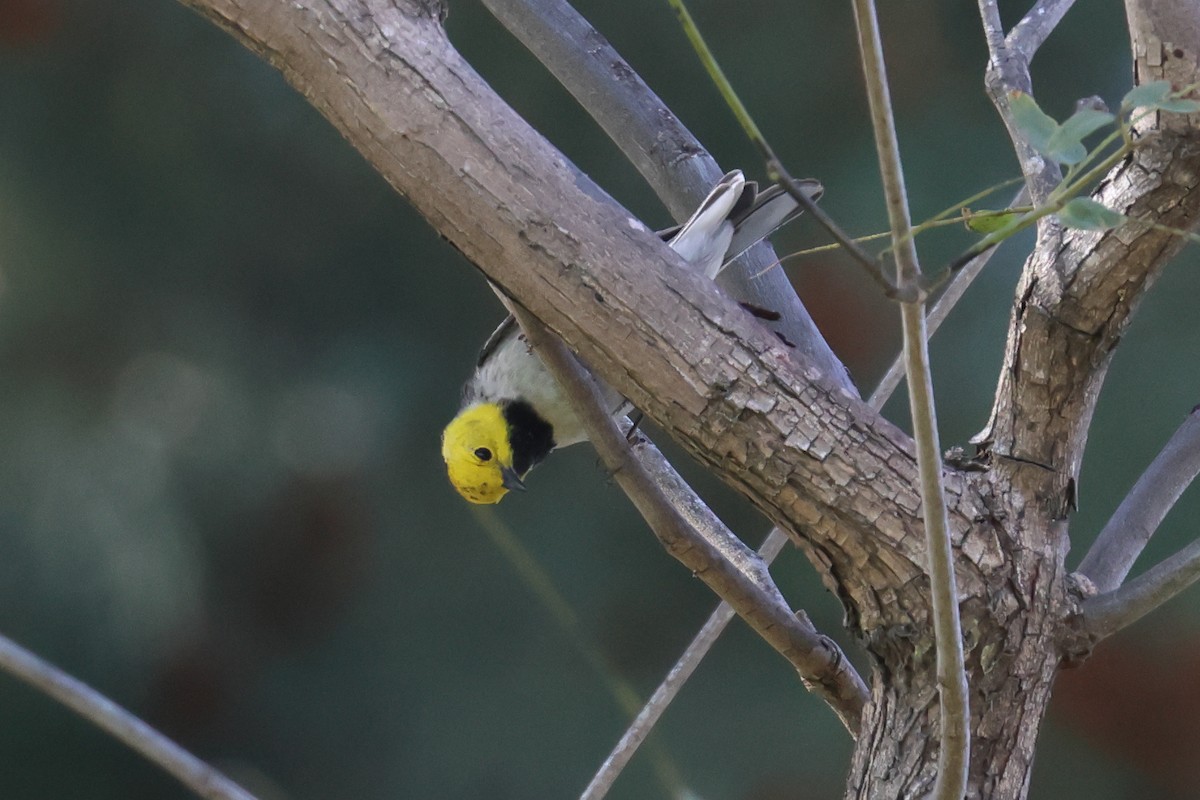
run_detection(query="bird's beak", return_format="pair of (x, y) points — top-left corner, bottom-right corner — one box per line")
(501, 466), (526, 492)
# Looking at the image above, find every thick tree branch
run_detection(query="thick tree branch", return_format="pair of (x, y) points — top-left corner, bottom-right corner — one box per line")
(0, 632), (257, 800)
(505, 302), (868, 732)
(975, 1), (1200, 524)
(1082, 535), (1200, 638)
(1077, 406), (1200, 591)
(479, 0), (851, 390)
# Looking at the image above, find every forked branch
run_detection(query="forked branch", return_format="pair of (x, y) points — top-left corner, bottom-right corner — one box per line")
(978, 0), (1076, 202)
(1083, 536), (1200, 638)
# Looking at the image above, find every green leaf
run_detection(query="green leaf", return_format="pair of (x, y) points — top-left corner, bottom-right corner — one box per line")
(1158, 97), (1200, 113)
(1042, 107), (1113, 165)
(1122, 81), (1200, 113)
(1042, 135), (1087, 165)
(1008, 92), (1058, 155)
(1059, 107), (1116, 141)
(1122, 81), (1173, 110)
(961, 208), (1021, 234)
(1058, 198), (1126, 230)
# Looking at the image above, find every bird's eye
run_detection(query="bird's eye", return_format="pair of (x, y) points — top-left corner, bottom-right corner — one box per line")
(474, 447), (493, 462)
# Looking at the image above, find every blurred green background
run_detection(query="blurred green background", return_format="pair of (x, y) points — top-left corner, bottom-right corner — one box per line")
(1, 0), (1198, 798)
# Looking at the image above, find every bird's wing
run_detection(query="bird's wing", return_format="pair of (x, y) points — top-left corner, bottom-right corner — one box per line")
(476, 314), (519, 369)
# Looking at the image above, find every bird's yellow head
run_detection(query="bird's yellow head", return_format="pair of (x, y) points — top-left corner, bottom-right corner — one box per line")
(441, 403), (527, 504)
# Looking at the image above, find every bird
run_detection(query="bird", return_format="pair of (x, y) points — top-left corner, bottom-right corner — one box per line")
(441, 169), (822, 504)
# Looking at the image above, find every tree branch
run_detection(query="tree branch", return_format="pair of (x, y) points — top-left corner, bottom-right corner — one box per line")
(504, 301), (868, 732)
(589, 285), (943, 794)
(974, 1), (1200, 523)
(581, 528), (790, 800)
(977, 0), (1075, 203)
(851, 0), (968, 797)
(0, 632), (257, 800)
(479, 0), (852, 391)
(1007, 0), (1078, 63)
(1082, 535), (1200, 638)
(1077, 406), (1200, 592)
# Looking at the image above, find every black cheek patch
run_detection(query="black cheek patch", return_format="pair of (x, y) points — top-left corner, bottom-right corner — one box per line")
(502, 399), (556, 477)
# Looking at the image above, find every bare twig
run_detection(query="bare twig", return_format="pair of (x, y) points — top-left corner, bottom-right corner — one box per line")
(665, 0), (904, 300)
(851, 1), (968, 798)
(580, 528), (790, 800)
(480, 0), (852, 390)
(1083, 536), (1200, 638)
(470, 507), (690, 798)
(870, 186), (1030, 409)
(0, 632), (258, 800)
(503, 302), (869, 732)
(1077, 406), (1200, 592)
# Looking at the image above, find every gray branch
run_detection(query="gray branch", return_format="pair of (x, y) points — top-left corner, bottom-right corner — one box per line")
(1077, 406), (1200, 592)
(480, 0), (854, 394)
(0, 632), (258, 800)
(1007, 0), (1078, 62)
(580, 527), (790, 800)
(1083, 535), (1200, 638)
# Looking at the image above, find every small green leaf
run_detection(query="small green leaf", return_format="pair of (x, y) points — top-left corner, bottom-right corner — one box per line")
(1121, 81), (1173, 110)
(961, 208), (1021, 234)
(1043, 135), (1087, 166)
(1008, 92), (1059, 155)
(1122, 81), (1200, 113)
(1059, 107), (1116, 141)
(1158, 97), (1200, 113)
(1058, 198), (1126, 230)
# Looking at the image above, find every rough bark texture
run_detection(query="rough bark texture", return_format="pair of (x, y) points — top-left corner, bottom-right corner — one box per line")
(175, 0), (1200, 796)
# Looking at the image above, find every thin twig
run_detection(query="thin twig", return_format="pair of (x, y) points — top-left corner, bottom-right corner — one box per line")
(503, 302), (869, 732)
(851, 1), (969, 798)
(580, 528), (790, 800)
(1077, 406), (1200, 592)
(470, 506), (690, 798)
(978, 0), (1005, 52)
(0, 632), (258, 800)
(1083, 535), (1200, 639)
(869, 186), (1030, 409)
(665, 0), (902, 299)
